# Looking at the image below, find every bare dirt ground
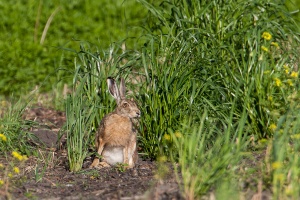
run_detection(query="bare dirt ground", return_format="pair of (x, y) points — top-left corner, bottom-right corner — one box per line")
(2, 106), (183, 200)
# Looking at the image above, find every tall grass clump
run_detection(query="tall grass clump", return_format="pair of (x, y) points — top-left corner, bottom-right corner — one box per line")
(136, 0), (300, 159)
(171, 109), (248, 199)
(265, 95), (300, 199)
(132, 0), (300, 198)
(65, 83), (96, 172)
(65, 43), (139, 171)
(138, 36), (212, 159)
(0, 99), (37, 156)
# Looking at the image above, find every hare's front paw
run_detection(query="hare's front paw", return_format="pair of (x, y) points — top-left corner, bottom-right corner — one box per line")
(89, 158), (111, 169)
(89, 158), (99, 169)
(97, 162), (111, 169)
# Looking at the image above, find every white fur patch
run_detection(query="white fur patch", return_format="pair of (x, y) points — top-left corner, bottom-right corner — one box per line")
(102, 146), (123, 165)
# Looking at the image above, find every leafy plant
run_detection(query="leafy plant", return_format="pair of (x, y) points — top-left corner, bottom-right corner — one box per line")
(34, 152), (53, 183)
(115, 163), (129, 173)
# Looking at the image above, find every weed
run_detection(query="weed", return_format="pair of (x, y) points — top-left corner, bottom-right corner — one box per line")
(0, 98), (38, 156)
(115, 163), (129, 173)
(34, 151), (54, 183)
(0, 151), (28, 199)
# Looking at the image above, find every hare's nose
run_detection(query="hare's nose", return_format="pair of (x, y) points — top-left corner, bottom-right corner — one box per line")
(136, 111), (141, 117)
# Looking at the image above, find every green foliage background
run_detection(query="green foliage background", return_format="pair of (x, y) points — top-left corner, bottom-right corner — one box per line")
(286, 0), (300, 22)
(0, 0), (299, 96)
(0, 0), (147, 96)
(0, 0), (300, 198)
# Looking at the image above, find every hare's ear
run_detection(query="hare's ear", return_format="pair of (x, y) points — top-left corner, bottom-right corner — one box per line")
(107, 77), (121, 104)
(119, 77), (126, 99)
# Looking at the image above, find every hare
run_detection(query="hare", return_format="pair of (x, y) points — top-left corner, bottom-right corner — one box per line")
(89, 77), (140, 169)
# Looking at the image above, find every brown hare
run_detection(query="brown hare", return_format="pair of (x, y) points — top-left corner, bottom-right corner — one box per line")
(89, 77), (140, 169)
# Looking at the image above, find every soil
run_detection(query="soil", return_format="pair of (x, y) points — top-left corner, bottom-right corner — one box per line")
(1, 106), (183, 200)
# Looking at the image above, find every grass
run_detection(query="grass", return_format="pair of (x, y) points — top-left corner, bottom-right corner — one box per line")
(170, 109), (248, 199)
(0, 151), (28, 199)
(1, 0), (300, 199)
(269, 101), (300, 199)
(0, 99), (38, 156)
(60, 0), (300, 197)
(65, 43), (137, 172)
(65, 89), (95, 172)
(0, 0), (147, 96)
(135, 0), (300, 198)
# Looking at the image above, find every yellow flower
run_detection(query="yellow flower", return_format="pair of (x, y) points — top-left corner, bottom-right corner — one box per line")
(0, 133), (7, 142)
(1, 101), (8, 107)
(285, 185), (294, 196)
(274, 78), (282, 87)
(272, 161), (283, 170)
(269, 123), (277, 132)
(262, 32), (272, 40)
(284, 69), (289, 75)
(274, 173), (285, 182)
(261, 46), (269, 52)
(291, 134), (300, 139)
(174, 131), (182, 138)
(163, 134), (171, 141)
(283, 64), (289, 69)
(158, 156), (167, 163)
(271, 42), (279, 48)
(283, 65), (290, 74)
(13, 167), (20, 174)
(8, 173), (13, 178)
(259, 138), (268, 144)
(268, 96), (273, 102)
(287, 79), (293, 86)
(22, 155), (28, 161)
(0, 180), (4, 185)
(290, 71), (298, 78)
(12, 151), (24, 161)
(0, 163), (3, 168)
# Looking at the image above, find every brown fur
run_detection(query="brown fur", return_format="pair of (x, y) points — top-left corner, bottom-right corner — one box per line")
(90, 77), (140, 169)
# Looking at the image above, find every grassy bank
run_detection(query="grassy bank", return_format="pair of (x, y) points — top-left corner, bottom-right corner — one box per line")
(1, 0), (300, 199)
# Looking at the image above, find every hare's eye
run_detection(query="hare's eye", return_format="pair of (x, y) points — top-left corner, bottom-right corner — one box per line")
(122, 102), (129, 108)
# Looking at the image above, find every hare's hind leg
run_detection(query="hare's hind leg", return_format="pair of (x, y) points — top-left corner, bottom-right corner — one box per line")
(90, 138), (106, 168)
(127, 136), (137, 168)
(123, 145), (129, 165)
(123, 135), (136, 167)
